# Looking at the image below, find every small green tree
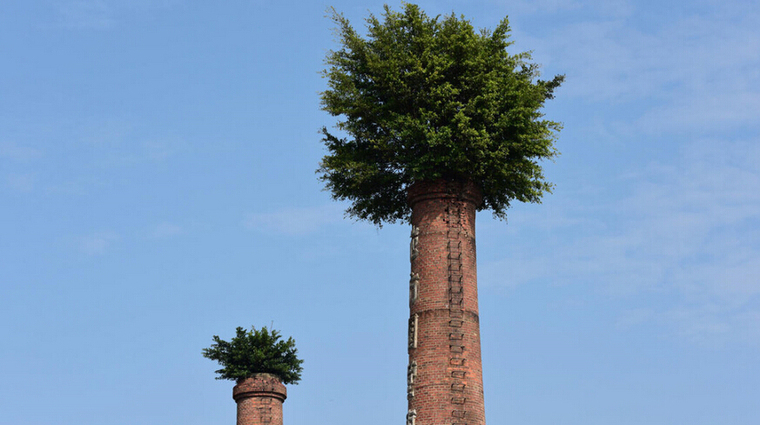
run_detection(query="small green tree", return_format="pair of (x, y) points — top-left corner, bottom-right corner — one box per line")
(319, 3), (564, 225)
(202, 326), (304, 384)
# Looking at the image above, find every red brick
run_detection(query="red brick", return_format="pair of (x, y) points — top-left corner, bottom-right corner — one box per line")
(407, 180), (486, 425)
(233, 374), (287, 425)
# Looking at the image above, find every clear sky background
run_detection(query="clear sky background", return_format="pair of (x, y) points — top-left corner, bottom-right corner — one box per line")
(1, 1), (758, 424)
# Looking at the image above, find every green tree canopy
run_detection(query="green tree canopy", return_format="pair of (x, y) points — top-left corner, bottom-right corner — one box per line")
(319, 3), (564, 225)
(202, 326), (304, 384)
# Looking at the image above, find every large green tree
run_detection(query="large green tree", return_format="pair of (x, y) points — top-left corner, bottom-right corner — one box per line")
(319, 3), (563, 225)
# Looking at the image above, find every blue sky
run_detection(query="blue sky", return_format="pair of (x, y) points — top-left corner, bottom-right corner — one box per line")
(1, 1), (758, 424)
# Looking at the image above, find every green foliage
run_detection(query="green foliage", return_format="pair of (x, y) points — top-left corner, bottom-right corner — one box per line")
(202, 326), (304, 384)
(319, 3), (564, 225)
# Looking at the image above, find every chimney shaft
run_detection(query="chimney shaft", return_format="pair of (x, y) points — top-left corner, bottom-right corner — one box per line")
(233, 374), (287, 425)
(407, 179), (486, 425)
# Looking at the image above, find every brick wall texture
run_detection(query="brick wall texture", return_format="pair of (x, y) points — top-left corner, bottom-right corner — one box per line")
(232, 374), (287, 425)
(407, 179), (486, 425)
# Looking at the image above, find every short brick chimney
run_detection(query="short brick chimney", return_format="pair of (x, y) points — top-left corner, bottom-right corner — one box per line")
(232, 373), (287, 425)
(406, 179), (486, 425)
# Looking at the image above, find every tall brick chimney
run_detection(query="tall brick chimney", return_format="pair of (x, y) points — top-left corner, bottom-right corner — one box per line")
(232, 373), (287, 425)
(406, 179), (486, 425)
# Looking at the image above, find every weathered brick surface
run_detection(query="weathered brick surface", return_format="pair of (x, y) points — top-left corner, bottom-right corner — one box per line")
(407, 180), (485, 425)
(233, 374), (287, 425)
